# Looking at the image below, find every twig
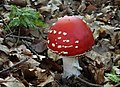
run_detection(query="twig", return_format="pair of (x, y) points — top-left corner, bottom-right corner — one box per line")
(0, 58), (28, 74)
(6, 34), (34, 42)
(22, 39), (42, 62)
(15, 27), (21, 47)
(0, 14), (12, 33)
(75, 77), (104, 87)
(115, 82), (120, 87)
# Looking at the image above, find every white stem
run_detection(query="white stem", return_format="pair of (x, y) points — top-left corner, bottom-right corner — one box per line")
(61, 56), (81, 78)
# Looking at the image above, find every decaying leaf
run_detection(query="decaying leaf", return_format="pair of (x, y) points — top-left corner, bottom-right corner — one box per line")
(86, 50), (112, 70)
(0, 0), (120, 87)
(114, 54), (120, 66)
(29, 28), (41, 38)
(0, 51), (9, 71)
(114, 0), (120, 5)
(0, 44), (9, 54)
(87, 61), (105, 84)
(40, 58), (63, 73)
(17, 45), (33, 57)
(0, 23), (3, 29)
(0, 78), (5, 84)
(25, 58), (40, 68)
(104, 83), (115, 87)
(0, 38), (4, 44)
(113, 66), (120, 75)
(35, 68), (54, 87)
(31, 38), (47, 53)
(1, 76), (25, 87)
(37, 0), (49, 6)
(9, 45), (33, 59)
(48, 49), (60, 61)
(39, 6), (51, 14)
(77, 0), (86, 12)
(8, 0), (27, 7)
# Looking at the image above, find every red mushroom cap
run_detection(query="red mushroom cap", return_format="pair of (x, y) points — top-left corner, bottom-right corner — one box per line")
(47, 16), (94, 56)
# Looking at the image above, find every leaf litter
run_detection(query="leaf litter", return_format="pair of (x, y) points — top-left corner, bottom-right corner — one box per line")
(0, 0), (120, 87)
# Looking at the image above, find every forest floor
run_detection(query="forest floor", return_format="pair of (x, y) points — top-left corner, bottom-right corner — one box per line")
(0, 0), (120, 87)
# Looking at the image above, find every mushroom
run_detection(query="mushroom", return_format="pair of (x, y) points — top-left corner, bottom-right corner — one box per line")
(47, 16), (94, 78)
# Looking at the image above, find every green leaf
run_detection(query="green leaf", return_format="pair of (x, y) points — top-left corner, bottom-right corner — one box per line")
(35, 20), (47, 26)
(106, 73), (120, 83)
(9, 5), (17, 19)
(4, 5), (47, 32)
(9, 17), (20, 27)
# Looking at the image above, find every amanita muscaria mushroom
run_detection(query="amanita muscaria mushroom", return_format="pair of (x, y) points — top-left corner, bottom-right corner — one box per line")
(47, 16), (94, 78)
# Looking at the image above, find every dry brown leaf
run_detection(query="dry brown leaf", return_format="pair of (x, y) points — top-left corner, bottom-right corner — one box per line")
(77, 0), (86, 12)
(0, 38), (4, 44)
(31, 38), (47, 53)
(26, 58), (40, 68)
(40, 58), (63, 73)
(85, 4), (97, 14)
(88, 63), (104, 84)
(0, 44), (9, 54)
(39, 6), (51, 14)
(48, 49), (60, 61)
(29, 29), (41, 38)
(9, 45), (33, 59)
(1, 76), (25, 87)
(86, 50), (112, 71)
(0, 78), (5, 84)
(0, 23), (3, 29)
(114, 54), (120, 66)
(48, 0), (62, 6)
(0, 51), (9, 66)
(37, 0), (49, 6)
(8, 0), (27, 7)
(35, 68), (54, 87)
(114, 0), (120, 5)
(21, 68), (37, 82)
(104, 83), (115, 87)
(17, 45), (33, 57)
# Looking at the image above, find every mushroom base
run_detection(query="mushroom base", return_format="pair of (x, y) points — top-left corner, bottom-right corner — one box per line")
(61, 56), (81, 78)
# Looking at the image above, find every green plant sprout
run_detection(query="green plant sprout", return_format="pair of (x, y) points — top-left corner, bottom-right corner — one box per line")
(105, 67), (120, 83)
(5, 5), (46, 31)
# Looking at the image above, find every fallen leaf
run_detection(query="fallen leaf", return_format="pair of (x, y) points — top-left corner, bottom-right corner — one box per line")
(31, 38), (47, 53)
(88, 63), (105, 84)
(8, 0), (27, 7)
(85, 4), (97, 14)
(114, 0), (120, 5)
(21, 68), (37, 82)
(0, 44), (9, 54)
(77, 0), (86, 12)
(113, 66), (120, 75)
(104, 83), (115, 87)
(86, 50), (112, 71)
(29, 29), (41, 38)
(26, 58), (40, 68)
(0, 51), (9, 66)
(37, 0), (49, 6)
(1, 76), (25, 87)
(35, 68), (54, 87)
(40, 58), (63, 73)
(17, 45), (33, 57)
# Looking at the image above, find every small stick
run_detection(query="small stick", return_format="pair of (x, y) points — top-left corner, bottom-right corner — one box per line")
(6, 35), (34, 42)
(22, 39), (42, 62)
(0, 58), (28, 74)
(75, 77), (103, 87)
(15, 27), (21, 47)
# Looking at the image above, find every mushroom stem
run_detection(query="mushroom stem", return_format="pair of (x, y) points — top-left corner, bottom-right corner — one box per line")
(61, 56), (81, 78)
